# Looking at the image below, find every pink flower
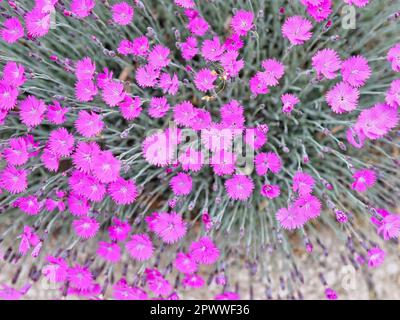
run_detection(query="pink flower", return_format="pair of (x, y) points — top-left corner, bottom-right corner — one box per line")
(41, 147), (60, 172)
(92, 150), (121, 183)
(48, 128), (75, 157)
(281, 93), (300, 113)
(260, 59), (285, 86)
(75, 110), (104, 138)
(136, 64), (160, 88)
(387, 43), (400, 72)
(182, 274), (205, 288)
(230, 10), (254, 36)
(19, 95), (46, 127)
(276, 206), (307, 230)
(97, 67), (113, 89)
(46, 101), (69, 124)
(146, 269), (173, 297)
(14, 196), (41, 216)
(220, 100), (245, 129)
(325, 288), (338, 300)
(180, 36), (198, 60)
(111, 2), (134, 26)
(118, 39), (135, 55)
(201, 36), (224, 61)
(190, 236), (220, 265)
(170, 172), (193, 196)
(126, 234), (154, 261)
(306, 0), (332, 22)
(225, 175), (254, 201)
(70, 0), (96, 18)
(175, 0), (195, 8)
(3, 137), (29, 166)
(75, 79), (98, 102)
(173, 101), (196, 126)
(3, 61), (26, 87)
(211, 150), (236, 176)
(174, 253), (198, 274)
(378, 214), (400, 240)
(367, 247), (385, 268)
(68, 265), (93, 290)
(97, 241), (121, 263)
(131, 35), (149, 56)
(312, 48), (341, 79)
(187, 16), (209, 36)
(341, 55), (371, 88)
(113, 278), (148, 300)
(149, 212), (187, 244)
(194, 68), (217, 92)
(293, 171), (315, 196)
(354, 103), (398, 140)
(75, 57), (96, 81)
(254, 152), (282, 175)
(215, 292), (240, 300)
(179, 148), (204, 172)
(108, 218), (131, 242)
(344, 0), (370, 8)
(18, 226), (40, 255)
(245, 127), (267, 150)
(1, 17), (24, 44)
(0, 81), (18, 111)
(201, 124), (233, 152)
(385, 79), (400, 108)
(219, 51), (244, 78)
(282, 16), (313, 45)
(42, 256), (69, 283)
(119, 96), (142, 120)
(69, 171), (106, 202)
(224, 33), (244, 51)
(159, 73), (180, 95)
(67, 193), (90, 216)
(108, 178), (138, 205)
(0, 166), (28, 194)
(260, 184), (280, 199)
(293, 195), (322, 220)
(351, 168), (376, 192)
(148, 45), (171, 69)
(148, 96), (170, 118)
(142, 132), (175, 167)
(102, 80), (125, 107)
(25, 9), (50, 38)
(326, 81), (359, 113)
(249, 73), (269, 95)
(71, 141), (100, 173)
(72, 217), (100, 239)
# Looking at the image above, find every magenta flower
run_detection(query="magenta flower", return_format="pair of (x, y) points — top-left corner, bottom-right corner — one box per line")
(276, 206), (307, 230)
(387, 43), (400, 72)
(1, 17), (24, 44)
(260, 59), (285, 86)
(146, 269), (173, 297)
(249, 73), (269, 95)
(72, 141), (101, 173)
(378, 214), (400, 240)
(97, 241), (121, 263)
(341, 55), (371, 88)
(201, 36), (224, 61)
(25, 9), (50, 38)
(325, 288), (338, 300)
(75, 57), (96, 81)
(41, 148), (60, 172)
(225, 175), (254, 201)
(179, 148), (204, 172)
(170, 172), (193, 196)
(174, 252), (198, 274)
(354, 103), (398, 140)
(14, 196), (41, 216)
(112, 278), (148, 300)
(142, 132), (175, 167)
(0, 81), (18, 111)
(254, 152), (282, 175)
(108, 178), (138, 205)
(119, 96), (142, 120)
(312, 48), (341, 79)
(131, 35), (149, 56)
(126, 234), (154, 261)
(68, 265), (94, 290)
(219, 50), (244, 78)
(180, 36), (198, 60)
(245, 127), (267, 150)
(306, 0), (332, 22)
(3, 61), (26, 87)
(17, 226), (40, 255)
(293, 195), (322, 220)
(230, 10), (254, 36)
(48, 128), (75, 157)
(215, 292), (240, 300)
(351, 169), (376, 192)
(149, 96), (170, 118)
(75, 110), (104, 138)
(260, 184), (281, 199)
(42, 256), (69, 283)
(0, 166), (28, 194)
(282, 16), (313, 46)
(182, 274), (205, 289)
(92, 150), (121, 183)
(194, 68), (217, 92)
(67, 193), (90, 216)
(326, 81), (359, 113)
(344, 0), (370, 8)
(149, 211), (187, 244)
(293, 171), (315, 196)
(367, 247), (385, 268)
(75, 79), (98, 102)
(19, 95), (47, 127)
(281, 93), (300, 113)
(173, 101), (196, 126)
(46, 101), (69, 125)
(159, 73), (180, 95)
(3, 137), (29, 166)
(136, 64), (160, 88)
(187, 16), (209, 36)
(211, 150), (236, 176)
(102, 80), (126, 107)
(189, 236), (220, 265)
(72, 217), (100, 239)
(148, 44), (171, 69)
(108, 218), (131, 242)
(70, 0), (96, 18)
(385, 79), (400, 108)
(174, 0), (195, 8)
(111, 2), (134, 26)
